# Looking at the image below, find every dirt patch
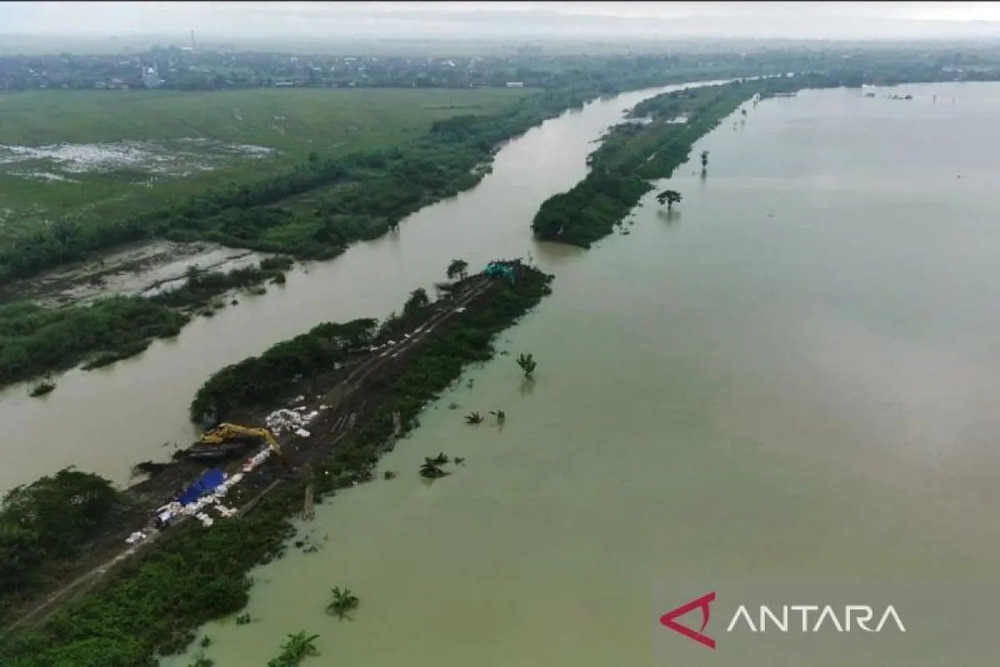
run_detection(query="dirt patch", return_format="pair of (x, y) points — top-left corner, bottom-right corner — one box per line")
(1, 239), (271, 307)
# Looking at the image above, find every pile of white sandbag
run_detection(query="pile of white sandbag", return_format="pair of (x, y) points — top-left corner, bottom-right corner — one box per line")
(242, 447), (272, 473)
(265, 406), (320, 437)
(126, 530), (148, 545)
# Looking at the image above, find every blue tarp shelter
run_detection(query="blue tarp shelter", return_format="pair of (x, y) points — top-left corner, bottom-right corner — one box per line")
(178, 468), (226, 506)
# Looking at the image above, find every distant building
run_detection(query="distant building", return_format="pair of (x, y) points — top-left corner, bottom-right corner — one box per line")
(141, 64), (161, 88)
(505, 81), (524, 88)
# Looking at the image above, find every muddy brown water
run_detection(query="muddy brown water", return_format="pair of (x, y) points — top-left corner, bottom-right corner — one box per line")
(6, 80), (1000, 666)
(155, 81), (1000, 667)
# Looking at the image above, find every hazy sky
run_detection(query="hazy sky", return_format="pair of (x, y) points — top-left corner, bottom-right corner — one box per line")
(2, 2), (1000, 41)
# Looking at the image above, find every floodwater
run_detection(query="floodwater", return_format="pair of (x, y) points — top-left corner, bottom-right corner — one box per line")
(156, 81), (1000, 666)
(0, 81), (728, 494)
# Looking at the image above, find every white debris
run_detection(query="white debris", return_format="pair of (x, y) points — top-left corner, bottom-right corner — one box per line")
(265, 406), (320, 435)
(295, 428), (311, 438)
(242, 447), (272, 472)
(126, 531), (147, 545)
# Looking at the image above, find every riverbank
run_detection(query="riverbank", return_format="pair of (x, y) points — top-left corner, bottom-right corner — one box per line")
(0, 260), (553, 666)
(0, 79), (710, 392)
(530, 69), (997, 248)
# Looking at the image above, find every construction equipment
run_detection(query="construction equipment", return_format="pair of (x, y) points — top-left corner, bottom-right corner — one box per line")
(484, 262), (516, 286)
(185, 423), (285, 464)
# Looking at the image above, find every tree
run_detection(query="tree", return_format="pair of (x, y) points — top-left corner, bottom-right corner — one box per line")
(402, 288), (429, 317)
(516, 353), (536, 379)
(446, 259), (469, 282)
(656, 189), (682, 210)
(419, 458), (448, 479)
(700, 150), (710, 168)
(326, 586), (360, 620)
(268, 631), (319, 667)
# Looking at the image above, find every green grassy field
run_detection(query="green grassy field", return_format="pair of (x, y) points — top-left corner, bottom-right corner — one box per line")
(0, 87), (533, 238)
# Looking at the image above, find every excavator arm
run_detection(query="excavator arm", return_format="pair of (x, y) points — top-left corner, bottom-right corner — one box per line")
(195, 422), (287, 465)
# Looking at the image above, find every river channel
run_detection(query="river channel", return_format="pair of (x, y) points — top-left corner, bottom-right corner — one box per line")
(0, 81), (734, 494)
(154, 81), (1000, 666)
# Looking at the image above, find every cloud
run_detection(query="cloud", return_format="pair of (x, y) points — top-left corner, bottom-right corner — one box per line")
(2, 1), (999, 40)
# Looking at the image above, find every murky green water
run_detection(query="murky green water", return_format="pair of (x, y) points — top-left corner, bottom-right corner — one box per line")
(161, 82), (1000, 666)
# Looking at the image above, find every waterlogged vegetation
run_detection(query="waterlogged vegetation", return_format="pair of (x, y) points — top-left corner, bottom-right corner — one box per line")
(0, 295), (188, 387)
(28, 381), (55, 397)
(516, 352), (537, 379)
(267, 631), (320, 667)
(150, 256), (294, 310)
(531, 64), (981, 248)
(325, 587), (360, 620)
(656, 189), (683, 210)
(0, 256), (298, 390)
(531, 80), (761, 246)
(0, 470), (120, 621)
(0, 263), (552, 665)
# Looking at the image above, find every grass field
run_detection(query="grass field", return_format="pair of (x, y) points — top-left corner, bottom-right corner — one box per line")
(0, 87), (533, 238)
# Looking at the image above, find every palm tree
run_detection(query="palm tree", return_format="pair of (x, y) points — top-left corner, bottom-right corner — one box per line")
(656, 189), (682, 210)
(419, 458), (448, 479)
(516, 353), (536, 379)
(430, 452), (449, 465)
(464, 411), (484, 424)
(326, 587), (360, 620)
(446, 259), (469, 281)
(268, 631), (319, 666)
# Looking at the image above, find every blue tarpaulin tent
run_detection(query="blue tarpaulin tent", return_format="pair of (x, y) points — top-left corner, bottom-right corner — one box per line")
(178, 468), (226, 506)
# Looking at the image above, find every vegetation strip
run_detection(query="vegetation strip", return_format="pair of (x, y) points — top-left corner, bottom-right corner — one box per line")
(530, 70), (965, 248)
(0, 256), (294, 390)
(0, 261), (553, 666)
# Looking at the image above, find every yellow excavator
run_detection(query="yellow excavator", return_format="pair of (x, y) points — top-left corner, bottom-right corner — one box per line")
(185, 422), (287, 465)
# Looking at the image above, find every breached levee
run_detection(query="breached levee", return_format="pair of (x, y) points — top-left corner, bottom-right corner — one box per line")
(0, 260), (553, 665)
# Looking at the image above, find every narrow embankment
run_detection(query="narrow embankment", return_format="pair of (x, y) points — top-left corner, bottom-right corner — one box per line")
(0, 261), (553, 667)
(529, 72), (869, 248)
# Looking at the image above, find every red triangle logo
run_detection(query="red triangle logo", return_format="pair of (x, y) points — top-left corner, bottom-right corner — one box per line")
(659, 591), (716, 649)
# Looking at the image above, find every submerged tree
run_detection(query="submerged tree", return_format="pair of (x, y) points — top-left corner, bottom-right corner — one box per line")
(464, 411), (484, 425)
(446, 259), (469, 282)
(419, 458), (449, 479)
(516, 353), (537, 379)
(326, 587), (360, 620)
(656, 189), (682, 210)
(267, 631), (320, 667)
(700, 150), (710, 169)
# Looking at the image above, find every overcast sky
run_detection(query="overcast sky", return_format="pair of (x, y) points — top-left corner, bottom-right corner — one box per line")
(2, 2), (1000, 41)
